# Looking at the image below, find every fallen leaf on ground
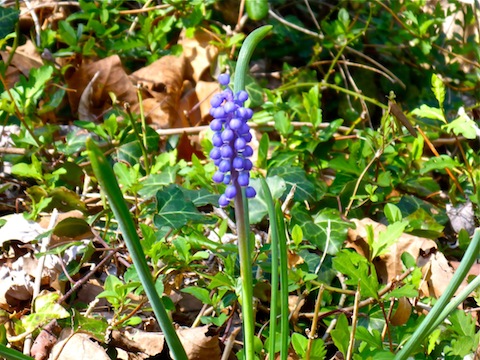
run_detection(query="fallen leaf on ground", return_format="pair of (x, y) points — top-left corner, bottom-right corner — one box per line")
(49, 328), (110, 360)
(179, 28), (219, 83)
(65, 55), (138, 119)
(130, 55), (185, 128)
(177, 325), (221, 359)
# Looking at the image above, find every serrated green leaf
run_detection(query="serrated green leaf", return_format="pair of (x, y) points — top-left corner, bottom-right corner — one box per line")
(355, 327), (382, 349)
(442, 111), (479, 139)
(333, 250), (379, 299)
(431, 73), (445, 108)
(257, 133), (269, 169)
(22, 292), (69, 332)
(153, 185), (209, 229)
(384, 203), (402, 223)
(419, 154), (460, 174)
(386, 284), (418, 299)
(58, 20), (77, 47)
(291, 332), (308, 357)
(370, 221), (408, 260)
(410, 104), (444, 122)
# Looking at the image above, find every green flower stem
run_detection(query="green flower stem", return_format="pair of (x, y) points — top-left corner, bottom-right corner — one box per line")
(86, 138), (187, 360)
(260, 179), (279, 359)
(275, 202), (290, 358)
(395, 228), (480, 359)
(232, 25), (272, 360)
(233, 185), (255, 359)
(260, 179), (290, 360)
(233, 25), (273, 92)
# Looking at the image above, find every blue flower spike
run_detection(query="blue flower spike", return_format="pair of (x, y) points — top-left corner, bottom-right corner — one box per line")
(210, 74), (256, 207)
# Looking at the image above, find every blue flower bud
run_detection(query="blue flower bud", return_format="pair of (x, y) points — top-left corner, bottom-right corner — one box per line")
(210, 94), (224, 107)
(221, 128), (234, 142)
(238, 172), (250, 187)
(225, 185), (237, 199)
(210, 119), (223, 132)
(210, 147), (221, 160)
(237, 90), (249, 102)
(234, 137), (247, 151)
(212, 171), (224, 183)
(245, 186), (256, 198)
(220, 145), (234, 159)
(218, 194), (230, 207)
(218, 73), (230, 86)
(219, 159), (231, 173)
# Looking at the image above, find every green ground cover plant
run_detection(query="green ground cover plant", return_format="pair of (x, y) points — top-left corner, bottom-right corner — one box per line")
(0, 1), (479, 359)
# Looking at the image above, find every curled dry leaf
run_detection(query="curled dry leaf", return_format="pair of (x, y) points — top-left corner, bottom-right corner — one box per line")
(65, 55), (138, 119)
(390, 297), (412, 326)
(110, 326), (220, 360)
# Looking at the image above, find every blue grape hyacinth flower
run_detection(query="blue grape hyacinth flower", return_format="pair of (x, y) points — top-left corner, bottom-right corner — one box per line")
(209, 73), (256, 207)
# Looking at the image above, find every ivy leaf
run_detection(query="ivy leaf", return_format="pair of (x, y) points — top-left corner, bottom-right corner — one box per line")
(182, 188), (219, 207)
(269, 166), (316, 202)
(138, 169), (177, 198)
(0, 6), (19, 38)
(291, 205), (351, 255)
(154, 185), (209, 229)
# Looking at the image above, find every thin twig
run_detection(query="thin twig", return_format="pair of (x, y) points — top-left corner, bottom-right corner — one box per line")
(268, 9), (324, 39)
(346, 286), (361, 360)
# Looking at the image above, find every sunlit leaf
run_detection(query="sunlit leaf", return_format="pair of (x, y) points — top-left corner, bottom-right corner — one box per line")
(154, 185), (210, 229)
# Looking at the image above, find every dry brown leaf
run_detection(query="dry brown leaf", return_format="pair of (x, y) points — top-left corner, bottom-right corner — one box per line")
(177, 325), (221, 360)
(179, 29), (219, 83)
(194, 80), (221, 120)
(0, 40), (43, 88)
(65, 55), (138, 118)
(110, 328), (165, 357)
(133, 97), (175, 129)
(390, 297), (412, 326)
(49, 329), (110, 360)
(130, 55), (186, 128)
